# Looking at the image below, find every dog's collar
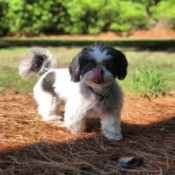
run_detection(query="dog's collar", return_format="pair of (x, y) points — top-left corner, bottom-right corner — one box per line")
(88, 86), (110, 102)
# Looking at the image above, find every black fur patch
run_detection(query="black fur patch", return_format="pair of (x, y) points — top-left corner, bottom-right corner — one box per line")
(42, 71), (56, 95)
(80, 59), (97, 77)
(106, 47), (128, 80)
(69, 47), (93, 82)
(31, 55), (47, 72)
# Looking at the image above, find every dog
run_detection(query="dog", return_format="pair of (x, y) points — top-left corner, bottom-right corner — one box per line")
(19, 45), (128, 140)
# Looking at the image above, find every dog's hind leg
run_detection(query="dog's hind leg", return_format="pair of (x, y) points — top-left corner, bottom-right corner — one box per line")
(34, 83), (60, 121)
(37, 95), (58, 121)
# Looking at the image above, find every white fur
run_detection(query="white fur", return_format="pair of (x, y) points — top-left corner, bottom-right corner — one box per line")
(33, 68), (123, 140)
(20, 46), (127, 140)
(89, 46), (111, 63)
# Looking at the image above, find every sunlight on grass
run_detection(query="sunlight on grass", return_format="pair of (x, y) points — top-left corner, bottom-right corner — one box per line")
(133, 67), (167, 96)
(0, 68), (36, 93)
(0, 47), (175, 94)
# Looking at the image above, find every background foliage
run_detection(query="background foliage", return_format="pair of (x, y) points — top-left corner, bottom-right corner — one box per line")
(0, 0), (174, 36)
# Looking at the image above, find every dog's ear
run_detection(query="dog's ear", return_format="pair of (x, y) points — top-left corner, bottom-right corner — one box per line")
(69, 48), (89, 82)
(108, 47), (128, 80)
(69, 54), (81, 82)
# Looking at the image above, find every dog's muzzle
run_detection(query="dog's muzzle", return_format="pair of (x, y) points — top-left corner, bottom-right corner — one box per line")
(93, 67), (104, 84)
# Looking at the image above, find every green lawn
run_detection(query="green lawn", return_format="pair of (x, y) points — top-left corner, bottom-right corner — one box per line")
(0, 47), (175, 94)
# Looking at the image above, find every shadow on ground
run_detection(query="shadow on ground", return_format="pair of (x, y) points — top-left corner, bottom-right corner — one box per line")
(1, 39), (175, 52)
(0, 116), (175, 175)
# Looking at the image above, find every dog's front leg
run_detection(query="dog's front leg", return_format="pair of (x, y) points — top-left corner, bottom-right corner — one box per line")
(64, 103), (86, 134)
(101, 113), (123, 140)
(64, 112), (86, 134)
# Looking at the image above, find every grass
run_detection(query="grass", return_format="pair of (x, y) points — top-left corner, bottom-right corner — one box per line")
(0, 68), (36, 92)
(133, 67), (167, 96)
(0, 46), (175, 94)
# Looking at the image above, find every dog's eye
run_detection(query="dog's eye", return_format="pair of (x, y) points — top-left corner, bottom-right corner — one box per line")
(104, 62), (113, 71)
(86, 63), (95, 70)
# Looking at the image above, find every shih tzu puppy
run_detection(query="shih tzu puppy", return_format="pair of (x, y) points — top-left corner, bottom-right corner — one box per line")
(19, 45), (128, 140)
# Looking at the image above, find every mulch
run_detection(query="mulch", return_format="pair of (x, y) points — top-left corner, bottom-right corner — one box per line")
(0, 92), (175, 174)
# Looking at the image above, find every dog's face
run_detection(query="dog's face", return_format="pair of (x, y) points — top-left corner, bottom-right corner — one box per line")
(69, 46), (128, 88)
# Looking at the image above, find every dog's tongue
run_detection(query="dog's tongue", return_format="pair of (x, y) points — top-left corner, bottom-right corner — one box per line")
(93, 67), (103, 83)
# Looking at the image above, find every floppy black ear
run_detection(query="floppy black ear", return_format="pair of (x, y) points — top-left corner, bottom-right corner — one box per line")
(69, 48), (89, 82)
(107, 47), (128, 80)
(69, 54), (81, 82)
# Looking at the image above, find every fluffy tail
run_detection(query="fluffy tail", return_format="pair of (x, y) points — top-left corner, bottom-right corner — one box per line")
(19, 47), (57, 78)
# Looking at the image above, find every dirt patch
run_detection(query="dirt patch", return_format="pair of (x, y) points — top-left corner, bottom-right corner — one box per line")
(0, 92), (175, 174)
(98, 27), (175, 39)
(10, 27), (175, 40)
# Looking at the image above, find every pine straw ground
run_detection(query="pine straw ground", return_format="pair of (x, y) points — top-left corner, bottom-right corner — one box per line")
(0, 92), (175, 175)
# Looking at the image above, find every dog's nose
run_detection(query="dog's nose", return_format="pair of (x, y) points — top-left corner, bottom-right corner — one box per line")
(93, 67), (104, 84)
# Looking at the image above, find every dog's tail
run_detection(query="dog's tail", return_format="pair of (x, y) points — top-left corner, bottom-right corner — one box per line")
(19, 47), (57, 78)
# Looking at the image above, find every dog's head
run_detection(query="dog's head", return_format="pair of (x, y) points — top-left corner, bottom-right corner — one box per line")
(69, 46), (128, 88)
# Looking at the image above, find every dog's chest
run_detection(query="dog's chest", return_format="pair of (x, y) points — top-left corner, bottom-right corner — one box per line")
(96, 99), (116, 113)
(86, 95), (118, 115)
(86, 108), (100, 118)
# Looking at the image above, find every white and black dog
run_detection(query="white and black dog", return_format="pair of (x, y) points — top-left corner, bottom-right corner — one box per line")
(19, 45), (128, 140)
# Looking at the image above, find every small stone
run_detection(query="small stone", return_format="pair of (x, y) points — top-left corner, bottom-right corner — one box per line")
(118, 156), (144, 169)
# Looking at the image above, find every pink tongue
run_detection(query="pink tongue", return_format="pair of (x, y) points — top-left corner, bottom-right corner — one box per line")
(93, 67), (103, 83)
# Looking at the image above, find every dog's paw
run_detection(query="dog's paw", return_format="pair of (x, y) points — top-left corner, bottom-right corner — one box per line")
(68, 125), (85, 134)
(64, 118), (86, 134)
(51, 118), (66, 127)
(103, 130), (123, 140)
(65, 122), (86, 134)
(41, 115), (62, 122)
